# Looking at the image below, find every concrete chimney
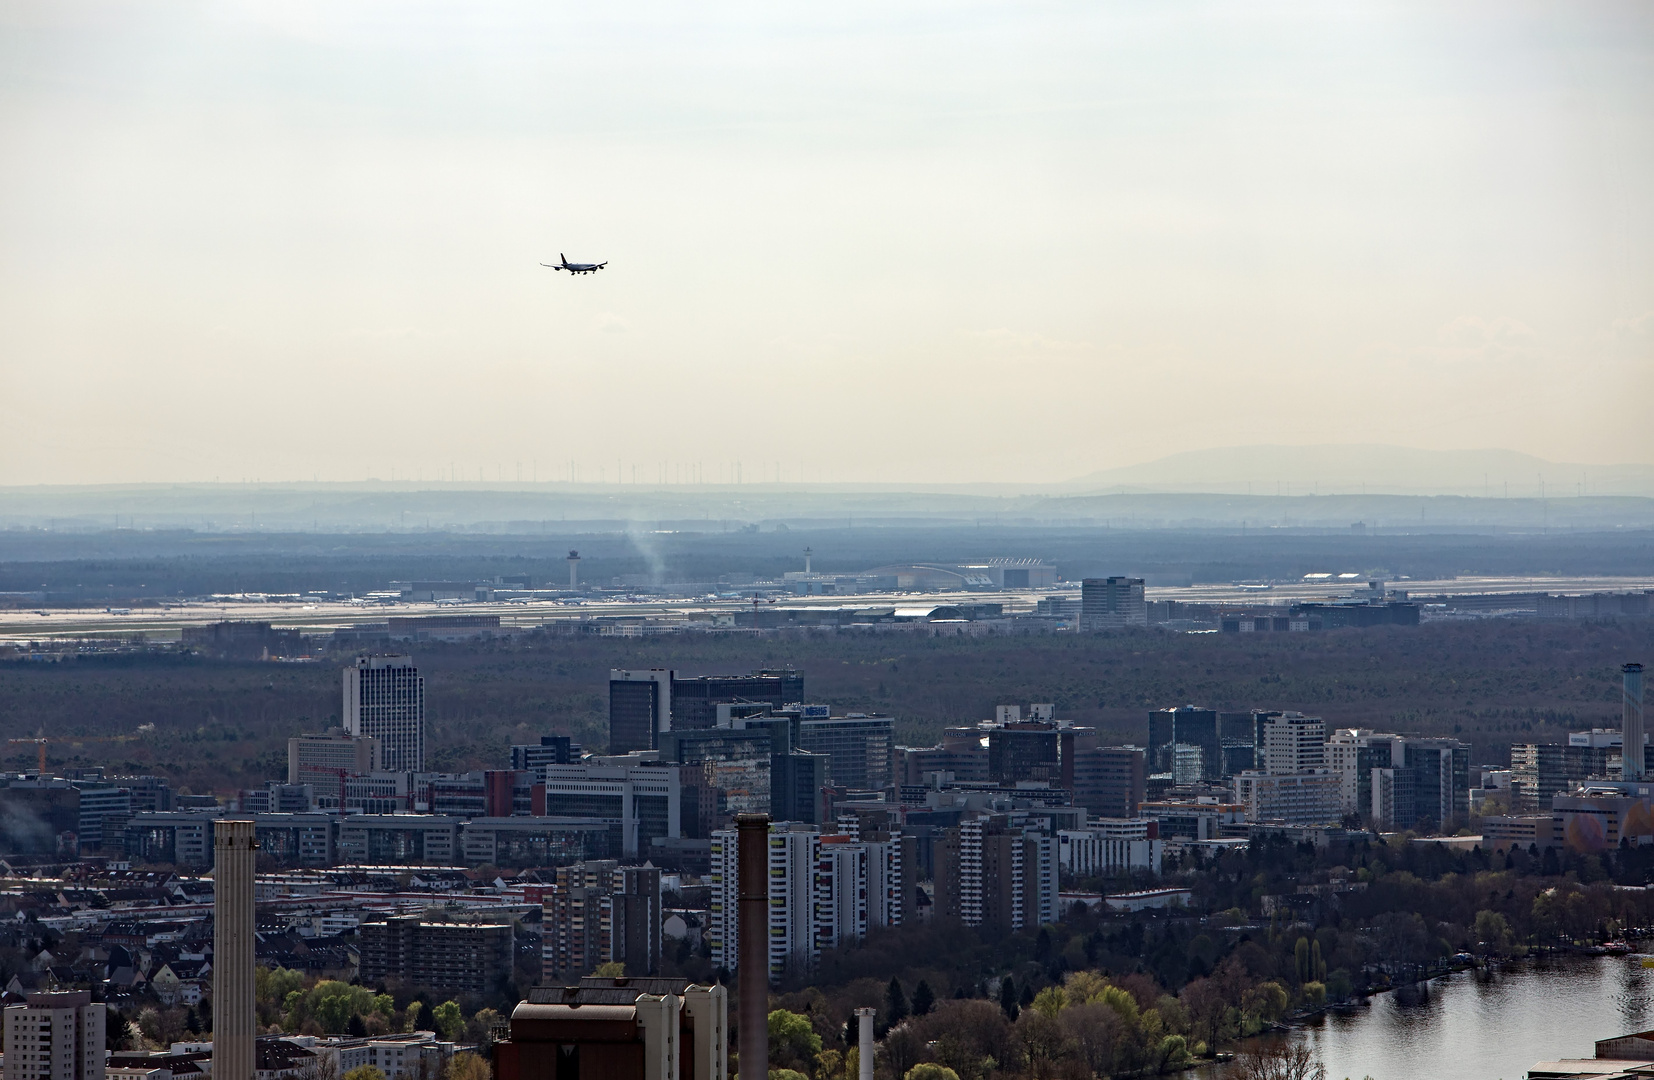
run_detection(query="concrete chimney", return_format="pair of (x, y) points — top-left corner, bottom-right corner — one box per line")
(737, 813), (771, 1080)
(855, 1007), (875, 1080)
(212, 820), (257, 1080)
(1626, 663), (1646, 781)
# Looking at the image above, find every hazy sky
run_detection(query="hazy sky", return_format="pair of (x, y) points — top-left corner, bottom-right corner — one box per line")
(2, 1), (1651, 485)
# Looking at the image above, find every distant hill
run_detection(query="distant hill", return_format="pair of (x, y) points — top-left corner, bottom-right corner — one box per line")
(1063, 445), (1654, 497)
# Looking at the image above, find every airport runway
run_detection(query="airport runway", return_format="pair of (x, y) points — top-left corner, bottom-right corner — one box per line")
(3, 575), (1652, 645)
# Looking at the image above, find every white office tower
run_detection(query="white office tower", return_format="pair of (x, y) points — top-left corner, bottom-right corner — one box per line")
(3, 991), (105, 1080)
(1625, 664), (1646, 781)
(212, 820), (257, 1080)
(344, 655), (425, 772)
(1260, 712), (1327, 775)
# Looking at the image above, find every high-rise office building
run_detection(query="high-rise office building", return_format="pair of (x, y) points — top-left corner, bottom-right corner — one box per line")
(1059, 731), (1145, 818)
(1259, 712), (1326, 774)
(1147, 707), (1221, 780)
(670, 671), (805, 731)
(799, 715), (894, 790)
(610, 669), (673, 753)
(70, 782), (130, 854)
(3, 991), (105, 1080)
(1403, 739), (1470, 828)
(1081, 577), (1146, 631)
(544, 762), (681, 859)
(661, 728), (776, 819)
(343, 656), (425, 772)
(896, 729), (990, 785)
(988, 723), (1060, 784)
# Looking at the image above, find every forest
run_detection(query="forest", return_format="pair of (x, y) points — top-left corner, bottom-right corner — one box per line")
(1, 618), (1650, 792)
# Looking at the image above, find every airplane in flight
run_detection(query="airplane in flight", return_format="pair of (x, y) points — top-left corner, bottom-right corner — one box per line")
(541, 253), (607, 275)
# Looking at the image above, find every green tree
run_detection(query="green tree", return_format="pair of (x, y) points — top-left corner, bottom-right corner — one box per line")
(1155, 1034), (1190, 1071)
(284, 982), (393, 1035)
(432, 1001), (465, 1042)
(768, 1010), (823, 1071)
(593, 961), (624, 977)
(1029, 987), (1065, 1020)
(443, 1053), (492, 1080)
(344, 1068), (387, 1080)
(886, 977), (909, 1025)
(1475, 909), (1513, 954)
(904, 1066), (959, 1080)
(256, 967), (309, 1025)
(911, 980), (935, 1018)
(998, 978), (1018, 1021)
(1096, 986), (1138, 1027)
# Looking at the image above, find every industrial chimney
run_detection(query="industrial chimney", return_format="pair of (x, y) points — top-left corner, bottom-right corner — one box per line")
(855, 1008), (875, 1080)
(212, 820), (257, 1080)
(1626, 663), (1646, 781)
(737, 813), (771, 1080)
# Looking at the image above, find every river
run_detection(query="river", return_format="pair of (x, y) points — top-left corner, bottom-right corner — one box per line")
(1198, 954), (1654, 1080)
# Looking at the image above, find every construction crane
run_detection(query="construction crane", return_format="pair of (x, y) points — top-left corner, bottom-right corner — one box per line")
(7, 735), (131, 775)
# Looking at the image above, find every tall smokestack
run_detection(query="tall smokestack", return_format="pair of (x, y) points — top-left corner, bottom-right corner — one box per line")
(737, 813), (771, 1080)
(1626, 663), (1646, 781)
(855, 1008), (875, 1080)
(212, 820), (256, 1080)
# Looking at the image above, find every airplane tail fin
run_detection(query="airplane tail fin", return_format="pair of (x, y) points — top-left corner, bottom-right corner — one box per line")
(560, 253), (568, 265)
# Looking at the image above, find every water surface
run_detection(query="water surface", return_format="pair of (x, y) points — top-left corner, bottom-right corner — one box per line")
(1200, 954), (1654, 1080)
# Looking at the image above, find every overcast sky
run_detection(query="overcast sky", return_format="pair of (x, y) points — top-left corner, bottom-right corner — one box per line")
(1, 1), (1651, 486)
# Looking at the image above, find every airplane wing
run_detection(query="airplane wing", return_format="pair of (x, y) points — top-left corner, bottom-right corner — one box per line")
(539, 263), (565, 269)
